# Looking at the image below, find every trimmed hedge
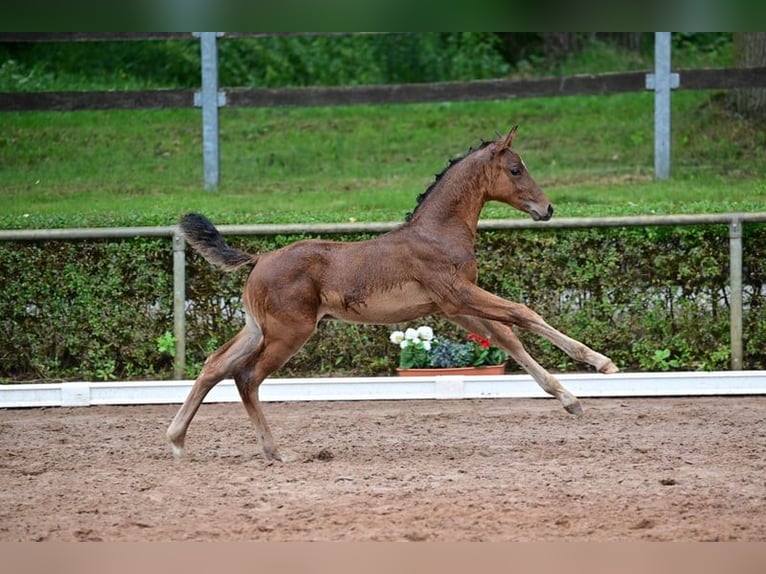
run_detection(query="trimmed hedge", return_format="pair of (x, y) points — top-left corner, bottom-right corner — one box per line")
(1, 239), (173, 381)
(2, 224), (765, 382)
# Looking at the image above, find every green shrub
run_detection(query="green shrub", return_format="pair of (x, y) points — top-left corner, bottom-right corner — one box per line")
(429, 341), (475, 368)
(2, 224), (764, 382)
(0, 238), (173, 381)
(0, 34), (511, 92)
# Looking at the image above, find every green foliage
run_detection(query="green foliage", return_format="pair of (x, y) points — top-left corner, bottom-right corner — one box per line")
(643, 348), (683, 372)
(397, 341), (433, 370)
(544, 40), (649, 76)
(0, 34), (510, 92)
(217, 33), (511, 87)
(466, 334), (508, 367)
(0, 238), (174, 381)
(0, 33), (733, 93)
(0, 59), (54, 91)
(427, 335), (507, 369)
(429, 340), (475, 368)
(156, 331), (176, 358)
(0, 40), (200, 91)
(2, 225), (764, 382)
(476, 224), (764, 374)
(672, 33), (734, 68)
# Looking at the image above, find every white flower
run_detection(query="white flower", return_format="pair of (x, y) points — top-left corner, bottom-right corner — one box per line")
(392, 325), (435, 354)
(416, 326), (434, 341)
(390, 330), (405, 345)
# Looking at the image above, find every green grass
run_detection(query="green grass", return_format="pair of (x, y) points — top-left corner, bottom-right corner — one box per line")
(1, 89), (764, 230)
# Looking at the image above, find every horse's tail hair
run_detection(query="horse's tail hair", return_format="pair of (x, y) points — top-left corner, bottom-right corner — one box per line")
(179, 213), (257, 272)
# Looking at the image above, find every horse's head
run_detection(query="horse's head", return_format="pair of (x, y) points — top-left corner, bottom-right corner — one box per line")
(489, 126), (553, 221)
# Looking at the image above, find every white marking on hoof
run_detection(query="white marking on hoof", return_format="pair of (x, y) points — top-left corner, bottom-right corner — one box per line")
(277, 450), (298, 463)
(564, 400), (584, 416)
(599, 360), (619, 374)
(171, 443), (185, 459)
(262, 448), (297, 464)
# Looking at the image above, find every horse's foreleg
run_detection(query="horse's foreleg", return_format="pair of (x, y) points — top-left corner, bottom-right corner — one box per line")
(527, 318), (618, 374)
(449, 284), (618, 374)
(166, 327), (259, 459)
(450, 316), (582, 415)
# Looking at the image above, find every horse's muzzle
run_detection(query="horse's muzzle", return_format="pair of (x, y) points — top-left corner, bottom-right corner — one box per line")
(532, 204), (554, 221)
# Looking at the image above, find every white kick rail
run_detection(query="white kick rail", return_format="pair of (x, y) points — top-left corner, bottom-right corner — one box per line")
(2, 371), (764, 409)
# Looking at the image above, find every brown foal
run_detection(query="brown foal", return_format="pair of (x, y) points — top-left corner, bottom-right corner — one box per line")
(167, 126), (618, 461)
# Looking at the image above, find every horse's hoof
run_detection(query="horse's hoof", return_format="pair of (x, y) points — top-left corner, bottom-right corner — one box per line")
(263, 449), (297, 464)
(277, 450), (298, 463)
(564, 400), (583, 416)
(170, 443), (185, 460)
(599, 360), (619, 374)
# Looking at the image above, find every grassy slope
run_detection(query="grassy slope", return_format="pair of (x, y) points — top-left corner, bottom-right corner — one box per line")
(1, 40), (764, 229)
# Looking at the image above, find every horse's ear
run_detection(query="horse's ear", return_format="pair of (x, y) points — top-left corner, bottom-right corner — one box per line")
(499, 125), (519, 150)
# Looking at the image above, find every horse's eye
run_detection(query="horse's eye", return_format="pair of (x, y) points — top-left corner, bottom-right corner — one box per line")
(510, 168), (521, 176)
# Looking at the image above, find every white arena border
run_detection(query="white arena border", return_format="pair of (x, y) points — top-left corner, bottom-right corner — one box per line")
(1, 371), (765, 408)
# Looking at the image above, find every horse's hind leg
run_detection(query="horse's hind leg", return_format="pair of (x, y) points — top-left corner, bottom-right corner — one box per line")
(451, 316), (583, 415)
(233, 319), (317, 462)
(166, 327), (260, 459)
(235, 375), (283, 463)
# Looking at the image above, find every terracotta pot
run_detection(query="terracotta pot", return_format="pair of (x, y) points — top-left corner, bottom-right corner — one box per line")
(396, 363), (506, 377)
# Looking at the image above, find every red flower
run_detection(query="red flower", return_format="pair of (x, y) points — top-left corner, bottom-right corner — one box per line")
(467, 333), (491, 349)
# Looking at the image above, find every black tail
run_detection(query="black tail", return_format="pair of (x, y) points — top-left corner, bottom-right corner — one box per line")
(179, 213), (255, 272)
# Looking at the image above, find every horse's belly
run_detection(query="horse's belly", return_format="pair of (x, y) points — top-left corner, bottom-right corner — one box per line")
(319, 284), (436, 324)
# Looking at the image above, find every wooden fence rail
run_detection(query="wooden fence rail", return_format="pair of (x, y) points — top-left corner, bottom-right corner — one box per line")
(2, 67), (766, 112)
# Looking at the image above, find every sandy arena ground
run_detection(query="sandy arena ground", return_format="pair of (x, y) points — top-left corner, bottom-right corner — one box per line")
(1, 396), (764, 541)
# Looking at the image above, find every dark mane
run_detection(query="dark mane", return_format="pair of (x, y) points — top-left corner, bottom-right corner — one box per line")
(405, 140), (493, 221)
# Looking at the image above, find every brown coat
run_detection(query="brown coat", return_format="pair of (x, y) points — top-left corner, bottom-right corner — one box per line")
(167, 127), (617, 461)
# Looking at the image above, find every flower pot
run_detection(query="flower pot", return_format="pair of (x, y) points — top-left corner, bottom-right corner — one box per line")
(396, 363), (506, 377)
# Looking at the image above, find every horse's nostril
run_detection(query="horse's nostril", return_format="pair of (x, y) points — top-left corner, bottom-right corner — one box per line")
(546, 204), (554, 218)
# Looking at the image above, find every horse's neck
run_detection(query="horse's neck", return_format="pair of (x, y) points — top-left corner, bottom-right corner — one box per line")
(410, 162), (489, 241)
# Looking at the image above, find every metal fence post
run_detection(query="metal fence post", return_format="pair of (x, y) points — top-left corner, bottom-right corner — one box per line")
(648, 32), (679, 180)
(195, 32), (225, 189)
(173, 231), (186, 379)
(729, 218), (743, 370)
